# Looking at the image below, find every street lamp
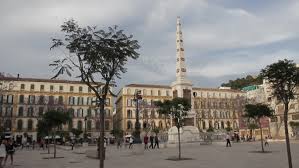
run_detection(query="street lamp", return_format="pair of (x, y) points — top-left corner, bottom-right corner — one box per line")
(84, 116), (87, 142)
(133, 90), (142, 143)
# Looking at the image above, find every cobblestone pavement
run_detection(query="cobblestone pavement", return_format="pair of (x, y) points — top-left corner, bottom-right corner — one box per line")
(7, 141), (299, 168)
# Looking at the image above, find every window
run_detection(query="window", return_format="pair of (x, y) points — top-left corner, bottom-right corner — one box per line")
(18, 107), (24, 117)
(150, 90), (153, 96)
(48, 96), (54, 105)
(158, 90), (161, 96)
(19, 95), (24, 104)
(58, 96), (63, 105)
(0, 95), (3, 104)
(77, 97), (84, 105)
(105, 109), (111, 117)
(21, 84), (25, 90)
(292, 114), (299, 120)
(30, 84), (35, 90)
(127, 99), (132, 107)
(17, 120), (23, 131)
(27, 107), (34, 117)
(87, 108), (92, 117)
(68, 108), (75, 117)
(0, 106), (2, 116)
(127, 88), (131, 95)
(40, 85), (44, 91)
(88, 87), (92, 93)
(77, 109), (83, 117)
(5, 107), (13, 117)
(28, 95), (35, 104)
(105, 120), (110, 130)
(38, 107), (44, 116)
(143, 89), (147, 96)
(166, 91), (169, 96)
(6, 95), (13, 104)
(59, 86), (63, 91)
(127, 121), (132, 130)
(70, 86), (74, 92)
(202, 121), (206, 129)
(68, 97), (75, 105)
(27, 119), (33, 131)
(79, 86), (83, 92)
(127, 110), (132, 118)
(50, 85), (54, 92)
(38, 95), (45, 105)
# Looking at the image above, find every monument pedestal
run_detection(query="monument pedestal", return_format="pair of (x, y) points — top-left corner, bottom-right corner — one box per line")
(168, 126), (200, 144)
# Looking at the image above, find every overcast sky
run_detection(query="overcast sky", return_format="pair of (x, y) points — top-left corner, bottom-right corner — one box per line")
(1, 0), (299, 91)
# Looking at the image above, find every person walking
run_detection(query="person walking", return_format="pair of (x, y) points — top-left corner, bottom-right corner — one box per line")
(154, 135), (159, 149)
(116, 137), (122, 149)
(0, 140), (7, 168)
(128, 136), (134, 149)
(4, 139), (15, 166)
(264, 136), (269, 147)
(226, 133), (231, 147)
(149, 135), (154, 149)
(143, 134), (149, 150)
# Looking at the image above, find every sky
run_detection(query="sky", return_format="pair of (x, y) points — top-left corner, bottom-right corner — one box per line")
(1, 0), (299, 91)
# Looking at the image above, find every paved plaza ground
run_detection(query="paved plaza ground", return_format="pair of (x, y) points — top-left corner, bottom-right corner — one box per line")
(7, 141), (299, 168)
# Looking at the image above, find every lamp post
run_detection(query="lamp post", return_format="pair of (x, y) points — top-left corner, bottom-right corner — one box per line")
(133, 90), (142, 143)
(84, 116), (87, 142)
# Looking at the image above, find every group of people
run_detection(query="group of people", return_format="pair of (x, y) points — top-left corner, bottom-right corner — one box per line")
(0, 139), (15, 167)
(143, 134), (159, 149)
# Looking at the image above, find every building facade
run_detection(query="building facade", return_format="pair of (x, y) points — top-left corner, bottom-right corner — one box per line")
(115, 17), (245, 135)
(0, 77), (113, 141)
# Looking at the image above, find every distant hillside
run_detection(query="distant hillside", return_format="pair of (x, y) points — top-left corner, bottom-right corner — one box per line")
(221, 75), (263, 90)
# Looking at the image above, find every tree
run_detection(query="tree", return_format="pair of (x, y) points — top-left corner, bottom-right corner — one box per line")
(38, 110), (71, 158)
(50, 19), (140, 168)
(155, 99), (172, 130)
(155, 98), (191, 160)
(71, 128), (83, 138)
(261, 59), (299, 168)
(244, 103), (273, 152)
(110, 129), (124, 138)
(248, 123), (258, 139)
(152, 128), (160, 135)
(221, 75), (263, 90)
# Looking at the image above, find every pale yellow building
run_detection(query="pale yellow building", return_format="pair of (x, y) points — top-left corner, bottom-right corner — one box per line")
(0, 76), (113, 141)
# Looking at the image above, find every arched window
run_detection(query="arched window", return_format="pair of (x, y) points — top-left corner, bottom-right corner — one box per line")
(221, 121), (224, 129)
(28, 107), (34, 117)
(127, 110), (132, 118)
(159, 121), (163, 129)
(233, 121), (238, 129)
(214, 122), (219, 129)
(28, 119), (33, 131)
(143, 122), (147, 129)
(96, 120), (100, 130)
(105, 120), (110, 130)
(68, 108), (75, 117)
(18, 107), (24, 117)
(127, 121), (132, 130)
(151, 121), (156, 129)
(208, 120), (212, 128)
(78, 120), (83, 130)
(226, 121), (231, 128)
(17, 120), (23, 131)
(87, 120), (92, 131)
(202, 121), (206, 129)
(87, 108), (92, 117)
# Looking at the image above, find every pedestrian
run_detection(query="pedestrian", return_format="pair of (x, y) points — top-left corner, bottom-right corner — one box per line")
(4, 139), (15, 166)
(226, 133), (231, 147)
(154, 135), (159, 149)
(32, 140), (36, 150)
(149, 135), (154, 149)
(264, 136), (269, 147)
(117, 137), (122, 149)
(143, 134), (149, 149)
(0, 140), (7, 168)
(71, 140), (75, 150)
(128, 136), (134, 149)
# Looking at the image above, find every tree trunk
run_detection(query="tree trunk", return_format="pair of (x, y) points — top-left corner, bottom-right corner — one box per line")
(54, 129), (57, 158)
(99, 98), (105, 168)
(259, 120), (264, 152)
(47, 133), (50, 154)
(284, 103), (293, 168)
(177, 127), (181, 160)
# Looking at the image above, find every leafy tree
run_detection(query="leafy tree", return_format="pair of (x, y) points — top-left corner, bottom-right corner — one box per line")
(155, 100), (172, 130)
(152, 128), (160, 135)
(244, 103), (273, 152)
(221, 75), (263, 90)
(247, 123), (258, 139)
(261, 59), (299, 168)
(206, 127), (214, 132)
(110, 129), (124, 138)
(155, 98), (191, 160)
(38, 110), (71, 158)
(225, 127), (233, 132)
(50, 19), (140, 168)
(71, 128), (83, 138)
